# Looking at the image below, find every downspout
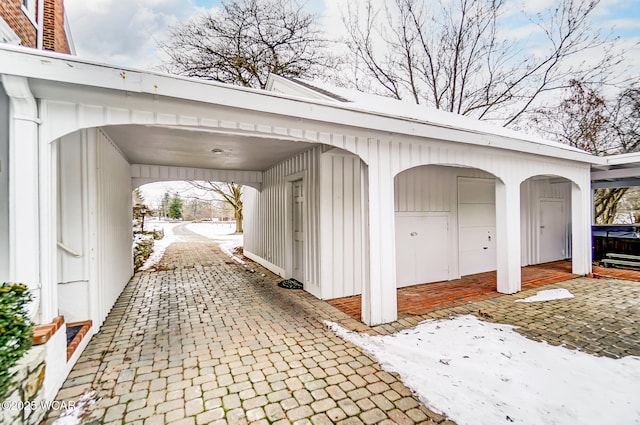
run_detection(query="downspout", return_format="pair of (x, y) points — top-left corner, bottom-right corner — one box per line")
(37, 0), (44, 49)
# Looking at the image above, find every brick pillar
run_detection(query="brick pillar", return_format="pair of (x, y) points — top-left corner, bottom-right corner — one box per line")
(42, 0), (70, 53)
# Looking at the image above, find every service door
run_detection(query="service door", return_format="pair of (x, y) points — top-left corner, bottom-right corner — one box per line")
(395, 214), (449, 287)
(539, 200), (566, 263)
(458, 178), (496, 276)
(292, 180), (305, 283)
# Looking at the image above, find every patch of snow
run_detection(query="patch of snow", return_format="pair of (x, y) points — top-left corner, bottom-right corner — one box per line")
(515, 288), (575, 303)
(51, 391), (98, 425)
(138, 222), (181, 270)
(326, 315), (640, 425)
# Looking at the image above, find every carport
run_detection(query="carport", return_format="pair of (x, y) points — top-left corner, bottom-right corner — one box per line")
(1, 45), (602, 401)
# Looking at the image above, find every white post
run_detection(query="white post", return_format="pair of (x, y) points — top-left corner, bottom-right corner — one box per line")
(571, 181), (592, 275)
(495, 178), (521, 294)
(2, 75), (42, 321)
(362, 140), (397, 325)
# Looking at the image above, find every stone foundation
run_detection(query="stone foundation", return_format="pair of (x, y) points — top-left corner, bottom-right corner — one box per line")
(0, 346), (47, 425)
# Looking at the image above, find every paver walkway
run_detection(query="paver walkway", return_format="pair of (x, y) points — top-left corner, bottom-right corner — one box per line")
(47, 225), (451, 425)
(46, 224), (640, 424)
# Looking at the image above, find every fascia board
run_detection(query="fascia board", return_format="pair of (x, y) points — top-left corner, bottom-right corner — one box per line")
(0, 46), (600, 165)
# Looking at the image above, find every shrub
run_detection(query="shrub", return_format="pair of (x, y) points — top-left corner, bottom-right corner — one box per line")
(133, 238), (155, 270)
(0, 283), (34, 400)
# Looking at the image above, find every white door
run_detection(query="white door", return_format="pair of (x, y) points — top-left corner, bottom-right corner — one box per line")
(539, 200), (566, 263)
(395, 214), (449, 287)
(292, 180), (305, 283)
(458, 178), (496, 276)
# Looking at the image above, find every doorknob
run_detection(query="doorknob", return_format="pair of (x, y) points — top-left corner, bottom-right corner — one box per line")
(410, 232), (418, 236)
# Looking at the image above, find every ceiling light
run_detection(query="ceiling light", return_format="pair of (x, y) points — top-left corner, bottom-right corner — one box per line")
(211, 148), (224, 155)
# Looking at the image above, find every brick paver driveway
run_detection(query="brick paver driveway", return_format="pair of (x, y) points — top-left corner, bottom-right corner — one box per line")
(47, 225), (450, 425)
(47, 224), (640, 424)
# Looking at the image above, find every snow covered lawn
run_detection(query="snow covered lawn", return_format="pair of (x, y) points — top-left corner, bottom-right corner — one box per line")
(327, 314), (640, 425)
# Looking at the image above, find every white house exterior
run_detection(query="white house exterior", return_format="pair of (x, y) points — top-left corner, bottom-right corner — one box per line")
(1, 45), (637, 401)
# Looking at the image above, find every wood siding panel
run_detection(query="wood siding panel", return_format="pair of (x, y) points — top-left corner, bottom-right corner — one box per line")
(320, 151), (364, 299)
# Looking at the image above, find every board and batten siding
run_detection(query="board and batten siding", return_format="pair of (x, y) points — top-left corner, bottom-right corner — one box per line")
(243, 146), (322, 297)
(319, 149), (365, 300)
(89, 128), (133, 327)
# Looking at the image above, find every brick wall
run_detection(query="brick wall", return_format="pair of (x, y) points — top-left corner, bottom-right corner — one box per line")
(43, 0), (70, 54)
(0, 0), (70, 54)
(0, 0), (37, 48)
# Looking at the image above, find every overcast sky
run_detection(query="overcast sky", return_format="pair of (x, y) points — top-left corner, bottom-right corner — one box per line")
(64, 0), (639, 73)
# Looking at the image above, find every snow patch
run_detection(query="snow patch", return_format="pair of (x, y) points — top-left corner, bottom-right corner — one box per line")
(51, 391), (98, 425)
(325, 315), (640, 425)
(138, 222), (181, 270)
(515, 288), (574, 303)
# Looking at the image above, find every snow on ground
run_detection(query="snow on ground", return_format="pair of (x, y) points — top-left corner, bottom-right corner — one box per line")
(138, 221), (181, 270)
(51, 391), (97, 425)
(515, 288), (574, 303)
(326, 315), (640, 425)
(187, 222), (245, 264)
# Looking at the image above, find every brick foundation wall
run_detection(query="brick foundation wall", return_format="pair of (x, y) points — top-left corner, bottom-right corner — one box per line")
(0, 0), (37, 48)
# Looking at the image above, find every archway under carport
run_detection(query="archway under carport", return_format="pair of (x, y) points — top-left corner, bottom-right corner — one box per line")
(328, 166), (584, 321)
(52, 121), (327, 335)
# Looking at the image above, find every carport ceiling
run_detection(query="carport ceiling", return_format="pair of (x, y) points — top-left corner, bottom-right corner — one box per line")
(102, 125), (319, 171)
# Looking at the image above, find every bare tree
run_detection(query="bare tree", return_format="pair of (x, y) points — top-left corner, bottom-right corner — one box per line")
(159, 0), (335, 89)
(342, 0), (620, 126)
(189, 181), (244, 233)
(533, 80), (640, 224)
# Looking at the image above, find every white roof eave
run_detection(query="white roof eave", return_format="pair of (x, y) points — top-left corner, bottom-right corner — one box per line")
(0, 45), (602, 165)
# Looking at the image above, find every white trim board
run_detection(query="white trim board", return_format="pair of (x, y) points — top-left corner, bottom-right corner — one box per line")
(243, 250), (286, 278)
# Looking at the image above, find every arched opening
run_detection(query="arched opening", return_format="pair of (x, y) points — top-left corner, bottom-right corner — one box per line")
(50, 122), (332, 333)
(394, 164), (500, 287)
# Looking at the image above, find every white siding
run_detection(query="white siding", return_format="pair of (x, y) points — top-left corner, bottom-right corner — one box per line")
(394, 165), (492, 212)
(57, 131), (90, 323)
(90, 128), (133, 327)
(319, 150), (365, 299)
(0, 84), (8, 282)
(243, 146), (321, 296)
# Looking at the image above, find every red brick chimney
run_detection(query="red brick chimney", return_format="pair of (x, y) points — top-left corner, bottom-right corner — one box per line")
(42, 0), (70, 53)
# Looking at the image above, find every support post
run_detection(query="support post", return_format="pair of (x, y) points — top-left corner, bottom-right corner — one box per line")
(571, 181), (592, 275)
(495, 178), (521, 294)
(361, 141), (397, 325)
(2, 75), (42, 321)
